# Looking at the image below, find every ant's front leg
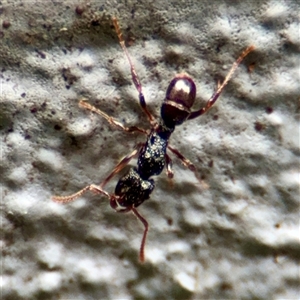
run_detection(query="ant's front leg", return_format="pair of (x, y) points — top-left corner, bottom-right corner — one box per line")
(131, 207), (149, 263)
(112, 17), (155, 125)
(52, 184), (111, 203)
(79, 100), (147, 135)
(53, 144), (144, 202)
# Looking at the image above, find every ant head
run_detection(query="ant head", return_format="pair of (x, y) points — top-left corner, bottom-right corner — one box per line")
(161, 73), (196, 127)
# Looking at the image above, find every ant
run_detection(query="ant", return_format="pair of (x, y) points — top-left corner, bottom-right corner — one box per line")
(52, 17), (255, 262)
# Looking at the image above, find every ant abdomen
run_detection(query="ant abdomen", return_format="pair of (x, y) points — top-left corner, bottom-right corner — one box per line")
(166, 74), (196, 108)
(161, 73), (196, 127)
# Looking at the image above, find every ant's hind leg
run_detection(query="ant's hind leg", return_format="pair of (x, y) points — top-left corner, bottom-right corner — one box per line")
(79, 100), (147, 135)
(187, 45), (255, 120)
(112, 17), (155, 124)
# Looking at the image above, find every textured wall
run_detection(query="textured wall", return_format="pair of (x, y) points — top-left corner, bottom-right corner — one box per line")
(1, 0), (299, 299)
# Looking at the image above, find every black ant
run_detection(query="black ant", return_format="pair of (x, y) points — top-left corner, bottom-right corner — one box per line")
(52, 17), (255, 262)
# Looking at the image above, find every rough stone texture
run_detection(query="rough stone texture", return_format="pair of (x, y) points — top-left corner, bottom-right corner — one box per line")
(1, 0), (299, 299)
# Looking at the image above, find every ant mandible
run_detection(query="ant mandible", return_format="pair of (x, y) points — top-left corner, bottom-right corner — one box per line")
(52, 17), (255, 262)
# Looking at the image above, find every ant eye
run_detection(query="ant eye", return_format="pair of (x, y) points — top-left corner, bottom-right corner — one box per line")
(161, 74), (196, 127)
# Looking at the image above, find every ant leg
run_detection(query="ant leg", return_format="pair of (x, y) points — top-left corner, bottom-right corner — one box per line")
(79, 100), (147, 135)
(52, 184), (110, 203)
(188, 45), (255, 120)
(100, 143), (144, 188)
(112, 17), (155, 124)
(167, 145), (202, 182)
(53, 144), (143, 203)
(165, 153), (174, 179)
(131, 207), (149, 263)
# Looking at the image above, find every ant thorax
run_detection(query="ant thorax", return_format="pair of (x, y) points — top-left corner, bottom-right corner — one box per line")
(137, 125), (173, 179)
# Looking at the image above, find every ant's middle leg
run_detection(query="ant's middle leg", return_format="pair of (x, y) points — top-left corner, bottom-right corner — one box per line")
(100, 143), (144, 188)
(79, 100), (147, 135)
(165, 153), (174, 179)
(112, 17), (155, 125)
(167, 145), (202, 183)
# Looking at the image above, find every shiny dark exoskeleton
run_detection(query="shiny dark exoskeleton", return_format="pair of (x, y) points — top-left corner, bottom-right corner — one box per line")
(137, 127), (173, 179)
(52, 17), (255, 262)
(113, 74), (196, 212)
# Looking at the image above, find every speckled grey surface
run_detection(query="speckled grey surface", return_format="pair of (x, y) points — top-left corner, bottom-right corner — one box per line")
(1, 0), (299, 299)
